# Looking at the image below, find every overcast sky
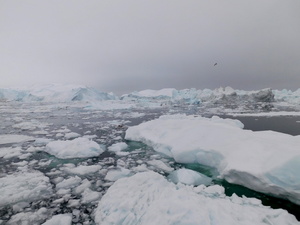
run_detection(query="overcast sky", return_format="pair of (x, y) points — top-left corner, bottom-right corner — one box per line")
(1, 0), (300, 94)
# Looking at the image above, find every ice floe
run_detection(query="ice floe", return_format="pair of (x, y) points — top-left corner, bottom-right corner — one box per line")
(125, 114), (300, 204)
(0, 170), (53, 207)
(62, 164), (102, 175)
(0, 134), (35, 145)
(94, 171), (299, 225)
(45, 137), (105, 159)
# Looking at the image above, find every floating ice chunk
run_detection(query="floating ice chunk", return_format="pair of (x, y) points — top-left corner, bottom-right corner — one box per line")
(95, 172), (299, 225)
(0, 171), (53, 207)
(108, 142), (128, 152)
(104, 168), (132, 181)
(81, 188), (101, 204)
(12, 120), (51, 131)
(41, 214), (72, 225)
(74, 179), (91, 194)
(86, 100), (135, 110)
(0, 147), (23, 159)
(55, 176), (82, 190)
(34, 138), (52, 146)
(147, 160), (174, 173)
(64, 132), (81, 140)
(62, 165), (102, 175)
(168, 169), (212, 186)
(7, 207), (49, 225)
(125, 114), (300, 204)
(45, 137), (104, 159)
(0, 134), (35, 145)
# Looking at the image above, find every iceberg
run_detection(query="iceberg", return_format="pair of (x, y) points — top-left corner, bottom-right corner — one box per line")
(125, 114), (300, 204)
(0, 84), (117, 102)
(45, 137), (105, 159)
(94, 171), (299, 225)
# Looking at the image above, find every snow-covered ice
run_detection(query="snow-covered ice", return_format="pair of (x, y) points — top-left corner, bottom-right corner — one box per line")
(168, 168), (212, 186)
(104, 168), (132, 181)
(94, 171), (299, 225)
(45, 137), (105, 159)
(125, 114), (300, 204)
(62, 164), (102, 175)
(0, 147), (23, 159)
(0, 170), (53, 207)
(108, 142), (128, 153)
(0, 134), (35, 145)
(41, 214), (72, 225)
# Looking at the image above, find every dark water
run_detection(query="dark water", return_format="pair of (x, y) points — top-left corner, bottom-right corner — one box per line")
(225, 116), (300, 136)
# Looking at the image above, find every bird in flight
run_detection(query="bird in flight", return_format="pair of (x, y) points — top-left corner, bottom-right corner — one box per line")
(214, 63), (217, 66)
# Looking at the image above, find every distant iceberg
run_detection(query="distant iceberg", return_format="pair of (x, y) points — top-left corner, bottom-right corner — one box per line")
(0, 84), (117, 102)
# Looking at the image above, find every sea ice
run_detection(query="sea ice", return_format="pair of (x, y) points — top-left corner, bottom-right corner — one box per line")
(104, 167), (132, 181)
(147, 160), (174, 173)
(45, 137), (105, 159)
(94, 171), (299, 225)
(81, 188), (101, 203)
(7, 207), (49, 225)
(64, 132), (81, 140)
(41, 214), (72, 225)
(0, 170), (53, 207)
(0, 147), (23, 159)
(108, 142), (128, 152)
(62, 164), (102, 175)
(168, 168), (212, 186)
(55, 176), (82, 190)
(125, 114), (300, 204)
(0, 134), (35, 145)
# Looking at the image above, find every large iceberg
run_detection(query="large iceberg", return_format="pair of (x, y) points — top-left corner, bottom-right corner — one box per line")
(125, 114), (300, 204)
(0, 84), (117, 102)
(121, 86), (276, 108)
(94, 171), (299, 225)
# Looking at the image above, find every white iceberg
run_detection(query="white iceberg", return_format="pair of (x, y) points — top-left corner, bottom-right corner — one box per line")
(0, 84), (117, 102)
(45, 137), (105, 159)
(125, 114), (300, 204)
(94, 171), (299, 225)
(0, 170), (53, 207)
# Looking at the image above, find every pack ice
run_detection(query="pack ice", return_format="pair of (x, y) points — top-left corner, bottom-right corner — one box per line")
(95, 171), (299, 225)
(0, 170), (52, 207)
(125, 114), (300, 204)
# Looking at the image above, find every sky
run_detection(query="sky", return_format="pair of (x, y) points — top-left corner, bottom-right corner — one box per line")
(0, 0), (300, 95)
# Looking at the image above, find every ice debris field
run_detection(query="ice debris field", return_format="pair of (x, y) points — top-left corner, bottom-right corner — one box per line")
(0, 84), (300, 224)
